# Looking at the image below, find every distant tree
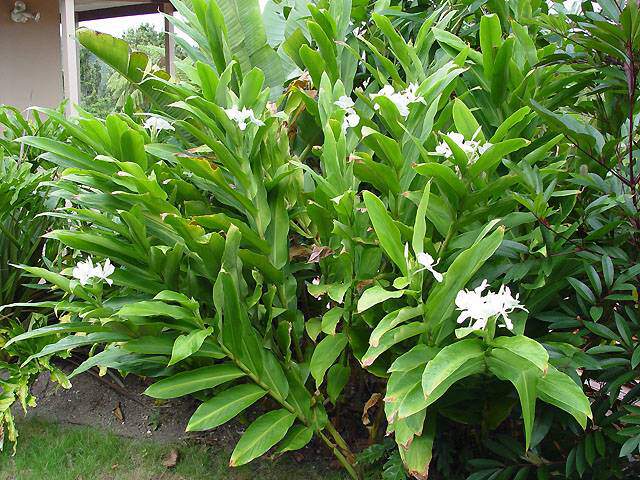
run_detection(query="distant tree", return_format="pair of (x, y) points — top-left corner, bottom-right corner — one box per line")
(79, 47), (116, 117)
(80, 22), (184, 115)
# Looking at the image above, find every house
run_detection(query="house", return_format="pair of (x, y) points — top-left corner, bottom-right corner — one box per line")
(0, 0), (175, 114)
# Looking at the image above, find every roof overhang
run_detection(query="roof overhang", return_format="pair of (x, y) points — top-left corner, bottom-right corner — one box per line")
(75, 0), (172, 22)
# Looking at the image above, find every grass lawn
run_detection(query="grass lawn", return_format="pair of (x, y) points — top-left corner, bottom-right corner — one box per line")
(0, 418), (346, 480)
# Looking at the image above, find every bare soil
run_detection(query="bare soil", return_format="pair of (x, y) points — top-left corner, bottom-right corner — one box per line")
(21, 368), (203, 442)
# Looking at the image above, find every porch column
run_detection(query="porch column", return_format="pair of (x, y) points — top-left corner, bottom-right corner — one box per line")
(59, 0), (80, 115)
(163, 2), (176, 77)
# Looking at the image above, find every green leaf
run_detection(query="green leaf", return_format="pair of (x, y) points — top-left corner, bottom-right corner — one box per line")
(144, 364), (244, 399)
(567, 277), (596, 304)
(326, 364), (350, 404)
(412, 182), (431, 256)
(531, 100), (605, 154)
(362, 323), (425, 368)
(363, 191), (408, 275)
(230, 409), (296, 466)
(187, 384), (267, 432)
(277, 424), (314, 453)
(310, 333), (348, 388)
(321, 307), (343, 335)
(370, 306), (423, 348)
(537, 366), (592, 428)
(357, 285), (405, 313)
(23, 332), (129, 365)
(469, 138), (529, 177)
(491, 336), (549, 372)
(486, 348), (539, 449)
(168, 327), (213, 366)
(4, 323), (107, 348)
(399, 414), (436, 479)
(452, 98), (483, 141)
(421, 339), (485, 407)
(388, 345), (438, 373)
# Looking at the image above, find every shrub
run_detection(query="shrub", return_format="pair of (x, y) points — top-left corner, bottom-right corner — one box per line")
(4, 1), (640, 479)
(0, 107), (66, 449)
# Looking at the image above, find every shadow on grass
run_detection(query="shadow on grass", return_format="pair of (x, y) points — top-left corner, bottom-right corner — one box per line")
(0, 418), (347, 480)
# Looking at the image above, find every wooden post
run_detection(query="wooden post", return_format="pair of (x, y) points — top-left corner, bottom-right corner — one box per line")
(163, 2), (176, 77)
(59, 0), (80, 115)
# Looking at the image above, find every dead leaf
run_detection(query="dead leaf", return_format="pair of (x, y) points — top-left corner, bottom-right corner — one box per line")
(289, 244), (311, 261)
(362, 393), (382, 426)
(162, 448), (179, 468)
(113, 402), (124, 423)
(308, 245), (333, 263)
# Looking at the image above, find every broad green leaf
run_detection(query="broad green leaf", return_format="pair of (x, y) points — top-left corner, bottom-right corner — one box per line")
(321, 307), (343, 335)
(23, 332), (129, 365)
(326, 364), (350, 404)
(363, 191), (408, 275)
(412, 182), (431, 256)
(144, 364), (244, 399)
(310, 333), (348, 388)
(531, 100), (605, 154)
(277, 424), (314, 453)
(168, 327), (213, 366)
(362, 323), (425, 367)
(452, 98), (483, 141)
(389, 345), (438, 373)
(230, 409), (296, 466)
(422, 339), (485, 404)
(399, 414), (436, 479)
(537, 366), (592, 428)
(491, 335), (549, 372)
(370, 306), (423, 348)
(187, 384), (267, 431)
(357, 285), (405, 313)
(4, 323), (107, 348)
(486, 348), (539, 449)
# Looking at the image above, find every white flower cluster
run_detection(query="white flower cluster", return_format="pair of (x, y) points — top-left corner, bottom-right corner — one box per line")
(370, 83), (424, 118)
(435, 132), (492, 160)
(72, 257), (115, 286)
(224, 106), (265, 131)
(144, 116), (174, 132)
(455, 280), (527, 331)
(334, 96), (360, 132)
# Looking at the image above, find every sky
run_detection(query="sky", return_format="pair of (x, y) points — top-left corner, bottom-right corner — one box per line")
(80, 14), (165, 37)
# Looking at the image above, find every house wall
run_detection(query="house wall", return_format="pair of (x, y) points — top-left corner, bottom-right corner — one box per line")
(0, 0), (64, 112)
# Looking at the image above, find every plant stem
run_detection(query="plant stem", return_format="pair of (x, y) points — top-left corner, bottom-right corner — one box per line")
(219, 342), (360, 477)
(318, 431), (361, 480)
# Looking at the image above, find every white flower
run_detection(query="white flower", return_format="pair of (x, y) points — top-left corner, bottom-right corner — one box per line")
(224, 106), (265, 131)
(143, 116), (174, 131)
(334, 96), (360, 132)
(435, 132), (491, 161)
(72, 257), (115, 286)
(416, 252), (443, 282)
(335, 96), (355, 110)
(343, 111), (360, 131)
(72, 257), (96, 286)
(370, 84), (424, 118)
(94, 258), (115, 286)
(455, 281), (527, 331)
(477, 142), (492, 155)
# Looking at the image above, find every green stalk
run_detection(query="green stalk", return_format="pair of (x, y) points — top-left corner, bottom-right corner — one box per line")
(219, 341), (360, 478)
(319, 431), (361, 480)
